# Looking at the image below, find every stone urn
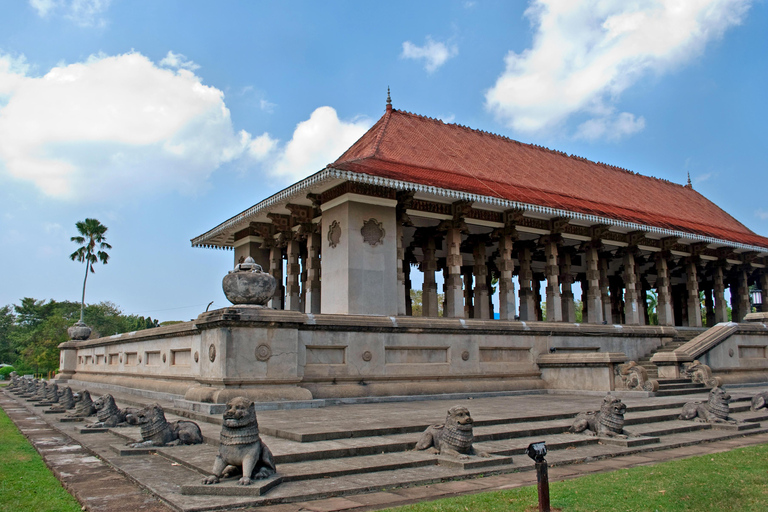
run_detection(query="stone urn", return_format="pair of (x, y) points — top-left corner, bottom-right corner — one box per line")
(67, 321), (92, 340)
(222, 257), (276, 306)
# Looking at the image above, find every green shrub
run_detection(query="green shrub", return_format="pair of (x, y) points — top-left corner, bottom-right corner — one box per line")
(0, 365), (14, 380)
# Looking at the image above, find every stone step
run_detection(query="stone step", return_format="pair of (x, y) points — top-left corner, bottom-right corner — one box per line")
(657, 382), (707, 391)
(654, 388), (714, 397)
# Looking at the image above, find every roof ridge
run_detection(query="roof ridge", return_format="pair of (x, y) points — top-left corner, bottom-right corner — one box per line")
(370, 106), (394, 159)
(393, 109), (692, 190)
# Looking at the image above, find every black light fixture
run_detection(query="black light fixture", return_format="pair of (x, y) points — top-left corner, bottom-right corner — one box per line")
(526, 441), (547, 462)
(526, 441), (550, 512)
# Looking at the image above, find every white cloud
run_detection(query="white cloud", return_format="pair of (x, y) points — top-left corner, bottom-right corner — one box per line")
(259, 99), (277, 113)
(29, 0), (111, 26)
(756, 209), (768, 221)
(0, 51), (271, 201)
(268, 107), (372, 182)
(401, 37), (458, 73)
(159, 51), (200, 71)
(486, 0), (751, 138)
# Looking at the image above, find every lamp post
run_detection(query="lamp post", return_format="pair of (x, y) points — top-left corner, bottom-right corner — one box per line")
(526, 441), (550, 512)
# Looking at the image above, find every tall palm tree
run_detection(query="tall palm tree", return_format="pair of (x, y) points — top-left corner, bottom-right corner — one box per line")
(70, 219), (112, 323)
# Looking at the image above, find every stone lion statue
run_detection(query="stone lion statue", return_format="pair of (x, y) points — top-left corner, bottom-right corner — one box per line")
(615, 361), (659, 392)
(67, 390), (96, 417)
(86, 394), (140, 428)
(682, 360), (722, 388)
(127, 403), (203, 448)
(414, 406), (490, 459)
(48, 387), (76, 412)
(570, 394), (634, 438)
(44, 382), (60, 403)
(750, 391), (768, 411)
(202, 397), (277, 486)
(679, 387), (738, 424)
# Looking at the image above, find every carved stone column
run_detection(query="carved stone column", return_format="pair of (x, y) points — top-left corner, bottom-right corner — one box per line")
(584, 244), (603, 324)
(685, 258), (702, 327)
(396, 221), (407, 316)
(268, 244), (284, 310)
(559, 250), (576, 323)
(534, 275), (544, 321)
(733, 267), (750, 322)
(704, 287), (715, 327)
(421, 236), (439, 318)
(304, 228), (321, 314)
(472, 238), (490, 320)
(713, 264), (728, 323)
(761, 272), (768, 314)
(599, 256), (612, 323)
(655, 252), (673, 326)
(542, 236), (562, 322)
(517, 244), (535, 321)
(496, 234), (516, 320)
(444, 227), (465, 318)
(463, 266), (474, 318)
(404, 252), (413, 316)
(610, 276), (624, 324)
(623, 250), (641, 325)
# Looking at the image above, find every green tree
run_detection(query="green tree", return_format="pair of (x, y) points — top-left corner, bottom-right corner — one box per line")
(646, 290), (658, 325)
(69, 218), (112, 324)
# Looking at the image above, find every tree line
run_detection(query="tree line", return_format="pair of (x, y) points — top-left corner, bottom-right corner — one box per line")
(0, 298), (169, 374)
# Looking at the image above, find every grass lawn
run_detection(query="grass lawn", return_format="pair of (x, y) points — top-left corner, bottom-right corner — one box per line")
(385, 443), (768, 512)
(0, 404), (82, 512)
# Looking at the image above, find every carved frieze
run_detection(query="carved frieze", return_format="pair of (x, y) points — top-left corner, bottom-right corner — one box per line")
(327, 221), (341, 248)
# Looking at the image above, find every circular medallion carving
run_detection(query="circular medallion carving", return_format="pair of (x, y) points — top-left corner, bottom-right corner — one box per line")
(729, 348), (735, 357)
(138, 355), (142, 364)
(162, 353), (167, 363)
(208, 344), (216, 362)
(256, 344), (272, 362)
(328, 220), (341, 248)
(461, 350), (470, 361)
(361, 218), (385, 246)
(194, 351), (199, 363)
(362, 351), (373, 362)
(119, 356), (122, 364)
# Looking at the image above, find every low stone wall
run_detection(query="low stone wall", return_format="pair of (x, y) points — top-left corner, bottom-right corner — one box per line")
(59, 306), (676, 403)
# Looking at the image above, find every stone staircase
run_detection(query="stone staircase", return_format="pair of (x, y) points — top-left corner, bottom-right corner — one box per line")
(7, 385), (768, 511)
(638, 327), (707, 379)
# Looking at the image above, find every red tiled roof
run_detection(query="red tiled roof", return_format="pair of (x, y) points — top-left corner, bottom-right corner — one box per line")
(332, 109), (768, 249)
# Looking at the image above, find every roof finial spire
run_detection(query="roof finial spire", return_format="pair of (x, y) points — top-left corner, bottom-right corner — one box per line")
(386, 86), (392, 112)
(686, 171), (692, 189)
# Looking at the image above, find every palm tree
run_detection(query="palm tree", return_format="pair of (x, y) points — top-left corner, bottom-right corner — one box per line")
(70, 219), (112, 323)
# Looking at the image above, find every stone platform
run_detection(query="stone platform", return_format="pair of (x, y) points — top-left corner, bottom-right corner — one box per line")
(4, 384), (768, 511)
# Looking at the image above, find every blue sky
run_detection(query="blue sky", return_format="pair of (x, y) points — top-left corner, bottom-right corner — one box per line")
(0, 0), (766, 321)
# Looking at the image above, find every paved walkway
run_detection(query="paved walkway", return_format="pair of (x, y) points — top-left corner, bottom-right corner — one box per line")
(3, 387), (768, 512)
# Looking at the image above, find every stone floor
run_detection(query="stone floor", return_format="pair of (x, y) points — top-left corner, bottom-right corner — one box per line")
(3, 383), (768, 512)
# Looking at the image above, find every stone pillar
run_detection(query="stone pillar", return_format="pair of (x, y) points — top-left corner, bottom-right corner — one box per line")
(285, 238), (302, 311)
(641, 281), (650, 325)
(517, 245), (535, 321)
(761, 272), (768, 313)
(396, 222), (407, 316)
(444, 228), (464, 318)
(473, 239), (490, 319)
(584, 245), (603, 324)
(543, 236), (562, 322)
(655, 253), (673, 326)
(713, 264), (728, 323)
(496, 235), (516, 320)
(268, 245), (284, 310)
(623, 251), (640, 325)
(320, 195), (399, 315)
(610, 276), (624, 324)
(304, 230), (321, 314)
(560, 251), (576, 322)
(421, 236), (439, 318)
(685, 258), (702, 327)
(234, 237), (270, 271)
(404, 259), (413, 316)
(704, 287), (715, 327)
(534, 276), (544, 321)
(733, 268), (750, 322)
(599, 256), (612, 324)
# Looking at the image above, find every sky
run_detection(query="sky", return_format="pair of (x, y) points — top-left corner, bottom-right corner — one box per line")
(0, 0), (766, 322)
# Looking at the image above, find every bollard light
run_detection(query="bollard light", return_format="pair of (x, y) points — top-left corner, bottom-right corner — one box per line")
(526, 441), (550, 512)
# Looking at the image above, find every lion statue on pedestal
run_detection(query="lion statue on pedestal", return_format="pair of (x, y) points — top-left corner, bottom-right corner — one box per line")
(679, 387), (738, 424)
(570, 394), (635, 438)
(414, 406), (490, 460)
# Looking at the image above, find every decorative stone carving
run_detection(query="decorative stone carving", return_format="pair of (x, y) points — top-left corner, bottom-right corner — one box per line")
(67, 390), (96, 417)
(361, 218), (385, 246)
(44, 382), (60, 403)
(209, 344), (216, 362)
(751, 391), (768, 411)
(362, 351), (372, 362)
(255, 344), (272, 362)
(162, 353), (166, 363)
(194, 351), (199, 363)
(570, 395), (635, 438)
(682, 360), (722, 388)
(461, 350), (470, 361)
(127, 404), (203, 448)
(67, 321), (92, 340)
(202, 397), (277, 486)
(48, 387), (76, 412)
(327, 220), (341, 248)
(86, 394), (140, 428)
(222, 256), (277, 305)
(679, 387), (738, 424)
(414, 406), (490, 459)
(614, 361), (659, 392)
